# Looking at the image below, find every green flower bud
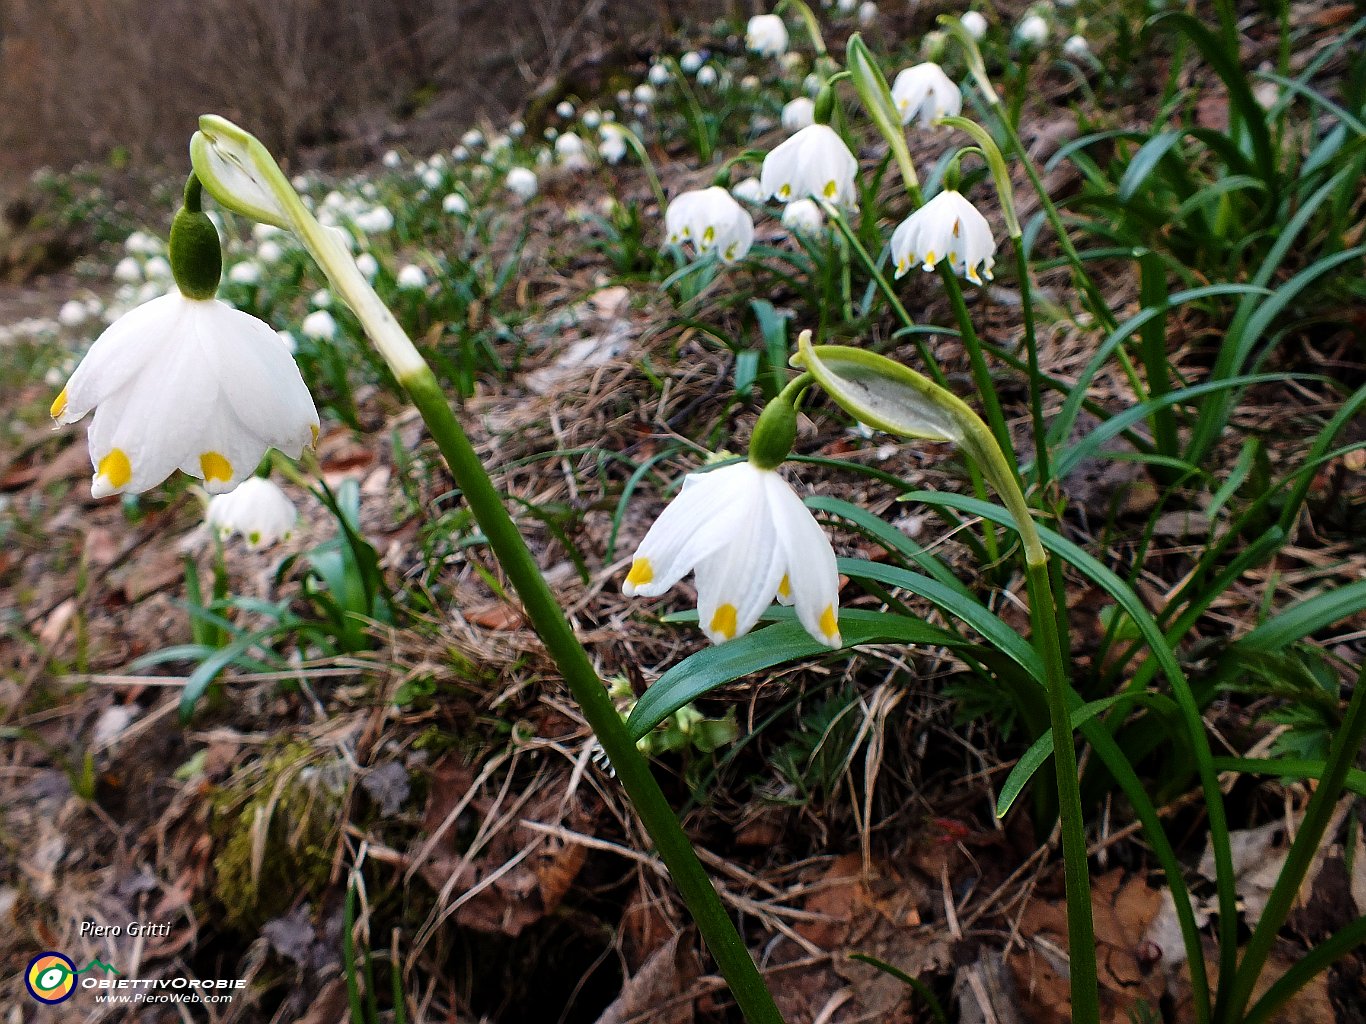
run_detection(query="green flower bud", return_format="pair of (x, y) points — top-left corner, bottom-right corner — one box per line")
(169, 178), (222, 300)
(748, 392), (799, 470)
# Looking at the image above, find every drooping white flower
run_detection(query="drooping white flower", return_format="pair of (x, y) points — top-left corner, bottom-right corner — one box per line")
(555, 132), (587, 160)
(781, 198), (824, 234)
(648, 62), (671, 86)
(421, 166), (444, 191)
(382, 150), (402, 169)
(740, 74), (762, 91)
(461, 129), (485, 149)
(506, 166), (539, 201)
(731, 176), (765, 204)
(632, 83), (656, 104)
(353, 206), (394, 235)
(256, 240), (284, 264)
(442, 192), (469, 215)
(227, 261), (262, 285)
(302, 309), (338, 340)
(508, 119), (526, 138)
(276, 329), (298, 353)
(781, 97), (816, 132)
(1063, 34), (1089, 58)
(623, 462), (841, 647)
(144, 256), (173, 281)
(598, 126), (628, 164)
(1016, 13), (1048, 46)
(680, 51), (704, 74)
(890, 189), (996, 284)
(113, 257), (142, 284)
(309, 289), (331, 309)
(452, 145), (470, 162)
(961, 10), (988, 40)
(891, 63), (962, 129)
(746, 14), (789, 57)
(697, 65), (718, 87)
(354, 252), (380, 281)
(582, 109), (603, 129)
(761, 124), (859, 207)
(857, 2), (878, 27)
(58, 300), (89, 329)
(396, 264), (428, 290)
(837, 0), (857, 13)
(124, 231), (160, 256)
(51, 291), (318, 497)
(555, 100), (576, 119)
(206, 476), (298, 549)
(664, 186), (755, 263)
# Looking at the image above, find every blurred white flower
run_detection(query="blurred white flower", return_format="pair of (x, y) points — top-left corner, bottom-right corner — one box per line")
(891, 63), (962, 128)
(353, 206), (394, 234)
(746, 14), (789, 57)
(623, 462), (841, 647)
(52, 291), (318, 497)
(780, 51), (804, 71)
(803, 72), (822, 96)
(396, 264), (428, 290)
(782, 97), (816, 132)
(113, 256), (142, 283)
(1016, 13), (1048, 46)
(143, 256), (173, 281)
(206, 477), (297, 549)
(890, 189), (996, 284)
(124, 231), (160, 256)
(556, 100), (576, 119)
(681, 51), (704, 74)
(452, 145), (470, 161)
(961, 10), (988, 39)
(598, 126), (628, 164)
(781, 198), (824, 234)
(837, 0), (857, 12)
(442, 192), (469, 215)
(310, 289), (331, 308)
(583, 109), (602, 129)
(227, 261), (262, 285)
(1253, 78), (1280, 110)
(697, 65), (718, 87)
(857, 2), (878, 27)
(1063, 34), (1089, 58)
(648, 62), (671, 85)
(665, 186), (755, 263)
(252, 222), (283, 242)
(382, 150), (402, 169)
(354, 252), (380, 280)
(302, 309), (338, 340)
(421, 167), (443, 190)
(257, 240), (284, 264)
(506, 167), (539, 200)
(58, 299), (88, 328)
(731, 176), (765, 204)
(276, 329), (298, 353)
(761, 124), (859, 207)
(508, 119), (526, 137)
(740, 74), (762, 90)
(461, 128), (484, 148)
(555, 132), (587, 158)
(632, 83), (657, 104)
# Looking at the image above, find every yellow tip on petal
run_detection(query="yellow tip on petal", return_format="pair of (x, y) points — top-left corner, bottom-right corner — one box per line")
(50, 387), (68, 419)
(778, 574), (791, 599)
(710, 603), (738, 641)
(626, 558), (654, 587)
(310, 424), (320, 448)
(819, 604), (839, 641)
(200, 451), (233, 483)
(823, 180), (837, 198)
(779, 184), (792, 199)
(97, 448), (132, 490)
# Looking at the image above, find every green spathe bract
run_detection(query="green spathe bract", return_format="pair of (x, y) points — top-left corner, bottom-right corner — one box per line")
(748, 393), (799, 469)
(169, 176), (222, 300)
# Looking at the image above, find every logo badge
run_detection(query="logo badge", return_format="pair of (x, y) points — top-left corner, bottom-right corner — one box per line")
(25, 952), (78, 1004)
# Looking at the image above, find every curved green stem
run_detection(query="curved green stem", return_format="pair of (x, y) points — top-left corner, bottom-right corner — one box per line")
(191, 114), (785, 1024)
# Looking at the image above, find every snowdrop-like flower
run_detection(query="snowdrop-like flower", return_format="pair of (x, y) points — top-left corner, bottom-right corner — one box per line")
(256, 240), (284, 264)
(58, 300), (88, 329)
(228, 261), (262, 285)
(442, 192), (469, 215)
(746, 14), (789, 57)
(741, 74), (762, 91)
(781, 96), (816, 132)
(353, 206), (394, 235)
(144, 256), (173, 281)
(697, 65), (718, 87)
(598, 126), (628, 164)
(52, 292), (318, 497)
(623, 462), (841, 647)
(680, 51), (704, 74)
(583, 109), (603, 129)
(632, 83), (656, 104)
(382, 150), (402, 169)
(665, 187), (755, 263)
(451, 145), (470, 162)
(555, 100), (576, 119)
(206, 476), (297, 548)
(761, 124), (859, 207)
(114, 257), (142, 283)
(309, 289), (331, 309)
(891, 63), (962, 129)
(302, 309), (338, 340)
(961, 10), (988, 39)
(461, 129), (484, 149)
(648, 62), (671, 86)
(781, 198), (824, 234)
(857, 2), (878, 27)
(506, 166), (538, 201)
(277, 329), (297, 353)
(555, 132), (587, 160)
(421, 166), (443, 190)
(1063, 34), (1089, 58)
(354, 252), (380, 280)
(1016, 13), (1048, 46)
(396, 264), (428, 290)
(890, 189), (996, 284)
(731, 176), (765, 204)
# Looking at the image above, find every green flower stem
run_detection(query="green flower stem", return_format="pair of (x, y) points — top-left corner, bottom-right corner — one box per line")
(190, 114), (784, 1024)
(940, 267), (1017, 484)
(402, 372), (784, 1024)
(1218, 663), (1366, 1024)
(611, 124), (668, 212)
(1012, 244), (1050, 491)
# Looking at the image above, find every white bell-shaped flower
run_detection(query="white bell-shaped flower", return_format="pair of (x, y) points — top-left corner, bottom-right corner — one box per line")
(442, 192), (468, 215)
(890, 188), (996, 284)
(506, 167), (538, 201)
(623, 462), (841, 647)
(891, 63), (962, 129)
(961, 11), (988, 40)
(664, 187), (755, 263)
(598, 126), (628, 165)
(396, 264), (428, 290)
(731, 176), (765, 204)
(206, 476), (297, 548)
(781, 97), (816, 132)
(781, 198), (824, 234)
(760, 124), (859, 207)
(746, 14), (789, 57)
(52, 291), (319, 497)
(1016, 13), (1048, 46)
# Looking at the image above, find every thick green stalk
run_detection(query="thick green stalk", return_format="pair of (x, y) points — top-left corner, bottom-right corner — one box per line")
(1218, 664), (1366, 1024)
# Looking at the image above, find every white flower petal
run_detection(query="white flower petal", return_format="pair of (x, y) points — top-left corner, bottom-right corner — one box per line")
(693, 488), (786, 644)
(766, 474), (841, 646)
(57, 292), (186, 423)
